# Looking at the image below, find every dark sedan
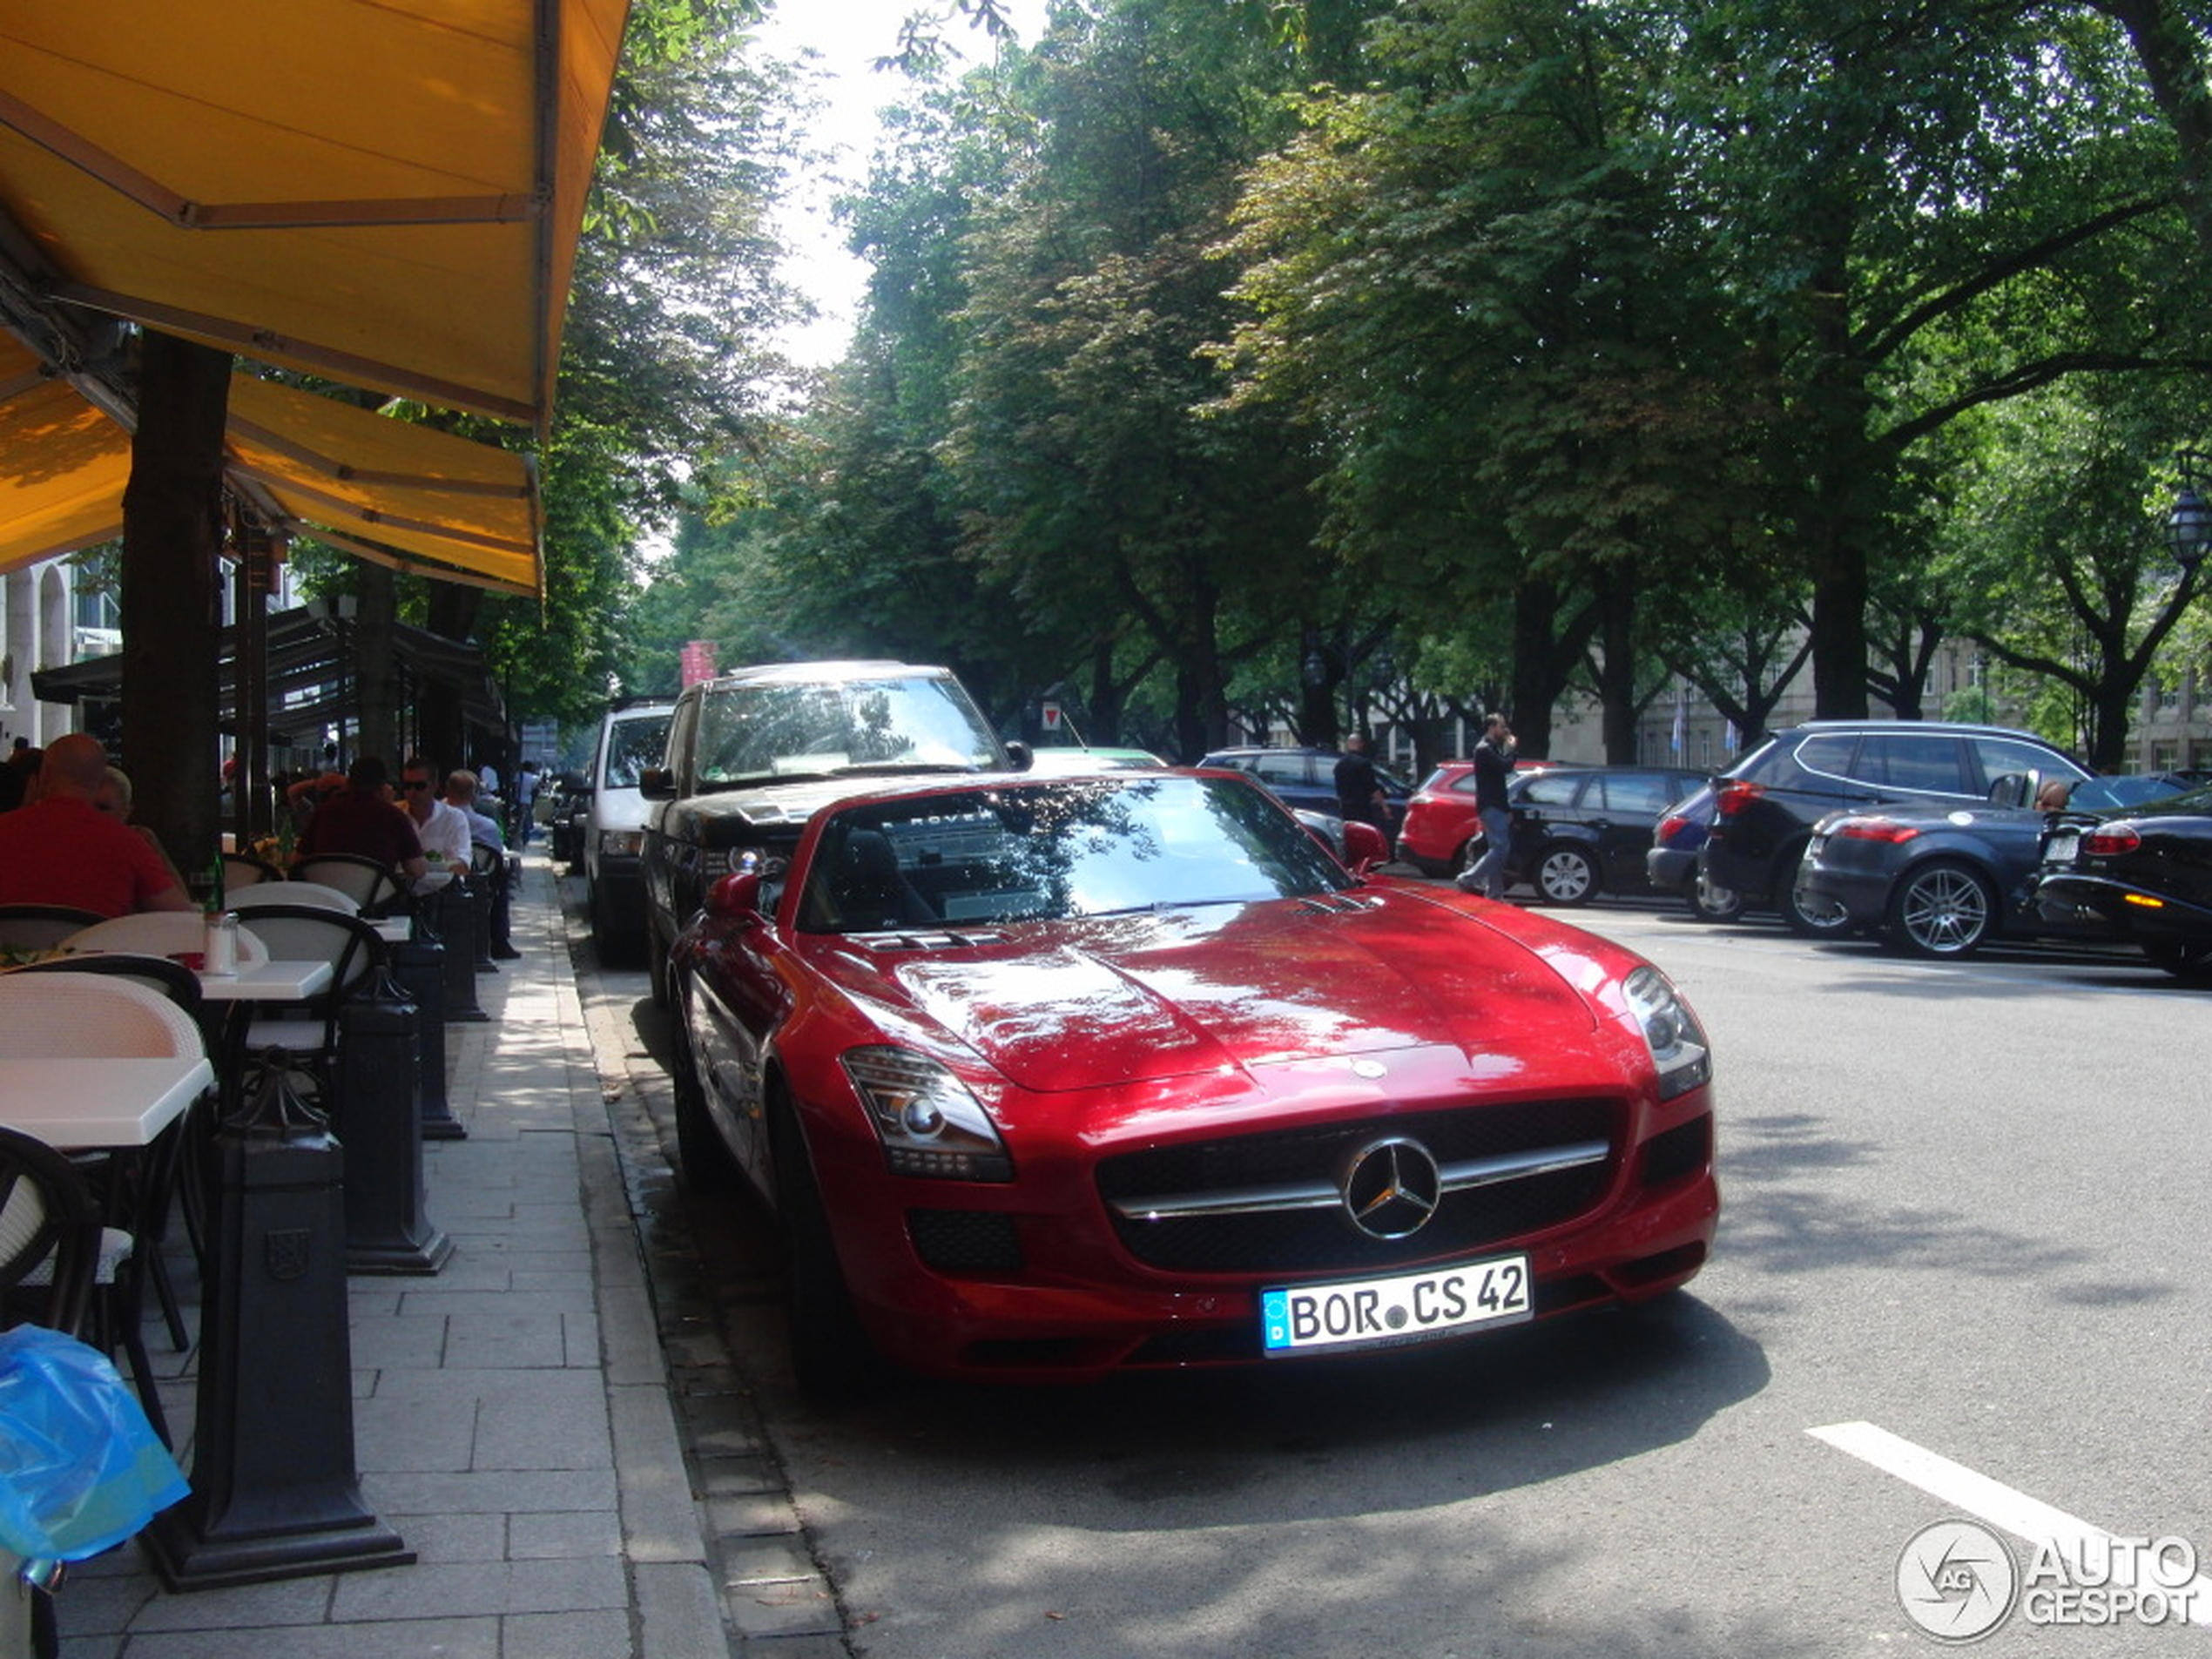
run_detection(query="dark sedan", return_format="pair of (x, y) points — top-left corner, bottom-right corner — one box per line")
(1798, 773), (2194, 959)
(2035, 783), (2212, 978)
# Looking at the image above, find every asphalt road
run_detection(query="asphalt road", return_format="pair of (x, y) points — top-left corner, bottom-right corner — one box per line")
(566, 873), (2212, 1658)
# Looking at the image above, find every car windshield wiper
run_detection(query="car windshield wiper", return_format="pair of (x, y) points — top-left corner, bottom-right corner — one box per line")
(830, 762), (988, 777)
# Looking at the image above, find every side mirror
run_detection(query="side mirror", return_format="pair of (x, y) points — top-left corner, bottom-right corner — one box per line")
(1342, 819), (1389, 873)
(706, 869), (765, 923)
(638, 766), (677, 801)
(1003, 740), (1033, 772)
(1987, 771), (2034, 808)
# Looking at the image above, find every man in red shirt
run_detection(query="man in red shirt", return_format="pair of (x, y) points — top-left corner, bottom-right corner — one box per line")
(292, 756), (429, 887)
(0, 733), (196, 917)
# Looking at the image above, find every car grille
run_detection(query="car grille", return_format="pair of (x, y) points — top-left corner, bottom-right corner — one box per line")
(1096, 1099), (1619, 1274)
(907, 1209), (1024, 1273)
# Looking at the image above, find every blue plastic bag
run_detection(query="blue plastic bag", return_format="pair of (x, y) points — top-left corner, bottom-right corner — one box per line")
(0, 1325), (187, 1563)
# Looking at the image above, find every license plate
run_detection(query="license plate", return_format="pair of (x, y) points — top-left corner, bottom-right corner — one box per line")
(1261, 1255), (1532, 1355)
(2044, 832), (2080, 866)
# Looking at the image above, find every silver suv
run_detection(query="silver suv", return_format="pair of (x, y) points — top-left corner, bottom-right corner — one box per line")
(583, 699), (675, 961)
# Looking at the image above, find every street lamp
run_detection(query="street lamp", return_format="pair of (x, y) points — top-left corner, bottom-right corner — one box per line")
(2166, 449), (2212, 576)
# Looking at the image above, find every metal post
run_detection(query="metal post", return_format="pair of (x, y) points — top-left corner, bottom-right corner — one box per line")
(142, 1055), (412, 1590)
(389, 935), (464, 1139)
(334, 971), (453, 1274)
(430, 882), (488, 1022)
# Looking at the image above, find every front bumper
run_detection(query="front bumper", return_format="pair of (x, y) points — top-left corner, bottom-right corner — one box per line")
(814, 1088), (1720, 1384)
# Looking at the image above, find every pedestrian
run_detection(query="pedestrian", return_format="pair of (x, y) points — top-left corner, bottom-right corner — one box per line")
(1456, 713), (1517, 900)
(0, 733), (196, 915)
(1332, 732), (1392, 848)
(513, 759), (542, 845)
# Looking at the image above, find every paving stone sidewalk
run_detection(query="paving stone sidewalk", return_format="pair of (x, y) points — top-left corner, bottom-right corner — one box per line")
(51, 852), (822, 1658)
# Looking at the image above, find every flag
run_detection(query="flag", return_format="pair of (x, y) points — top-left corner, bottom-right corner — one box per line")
(1670, 686), (1685, 754)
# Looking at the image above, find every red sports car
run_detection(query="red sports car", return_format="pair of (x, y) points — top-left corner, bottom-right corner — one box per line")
(668, 769), (1717, 1396)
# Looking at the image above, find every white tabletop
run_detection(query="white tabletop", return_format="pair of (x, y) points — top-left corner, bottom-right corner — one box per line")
(0, 1055), (213, 1147)
(195, 960), (335, 1001)
(370, 916), (412, 945)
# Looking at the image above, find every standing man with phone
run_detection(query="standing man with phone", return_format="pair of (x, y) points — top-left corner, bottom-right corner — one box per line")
(1459, 713), (1516, 900)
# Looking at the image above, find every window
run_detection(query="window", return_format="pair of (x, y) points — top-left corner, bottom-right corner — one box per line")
(1596, 773), (1675, 814)
(1518, 772), (1584, 807)
(1253, 753), (1311, 787)
(1852, 734), (1966, 794)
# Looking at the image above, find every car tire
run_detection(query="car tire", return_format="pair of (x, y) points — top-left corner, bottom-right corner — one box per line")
(1779, 846), (1855, 938)
(1884, 859), (1997, 958)
(768, 1099), (877, 1405)
(2142, 939), (2212, 981)
(1533, 843), (1599, 906)
(1451, 834), (1484, 876)
(646, 918), (671, 1008)
(670, 985), (739, 1190)
(1688, 873), (1743, 923)
(590, 880), (641, 968)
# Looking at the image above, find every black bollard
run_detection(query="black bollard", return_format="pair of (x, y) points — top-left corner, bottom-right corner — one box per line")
(430, 882), (488, 1022)
(334, 971), (453, 1275)
(142, 1053), (413, 1590)
(390, 935), (465, 1140)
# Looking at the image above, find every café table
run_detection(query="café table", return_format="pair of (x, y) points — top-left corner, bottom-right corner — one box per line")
(0, 1055), (212, 1148)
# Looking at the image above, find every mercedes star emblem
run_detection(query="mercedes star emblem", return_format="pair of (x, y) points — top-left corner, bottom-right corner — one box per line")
(1339, 1136), (1443, 1240)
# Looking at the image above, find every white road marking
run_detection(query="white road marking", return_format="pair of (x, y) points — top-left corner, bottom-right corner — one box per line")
(1811, 1420), (2212, 1615)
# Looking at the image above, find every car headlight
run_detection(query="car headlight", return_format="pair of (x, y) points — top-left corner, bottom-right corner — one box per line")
(840, 1048), (1013, 1181)
(1622, 965), (1711, 1102)
(597, 830), (644, 857)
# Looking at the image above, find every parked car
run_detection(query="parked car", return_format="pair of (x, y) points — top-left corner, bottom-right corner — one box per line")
(542, 770), (590, 871)
(666, 767), (1717, 1398)
(1645, 781), (1743, 921)
(1197, 745), (1413, 838)
(1399, 757), (1574, 876)
(1500, 765), (1709, 905)
(2034, 782), (2212, 977)
(1698, 721), (2094, 937)
(639, 661), (1021, 1006)
(1796, 772), (2194, 958)
(582, 699), (676, 962)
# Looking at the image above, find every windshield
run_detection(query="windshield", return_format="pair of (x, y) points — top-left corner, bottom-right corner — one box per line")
(602, 714), (671, 789)
(694, 674), (1003, 786)
(799, 774), (1352, 934)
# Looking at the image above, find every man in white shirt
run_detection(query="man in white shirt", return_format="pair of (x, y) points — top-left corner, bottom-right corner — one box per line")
(399, 756), (471, 893)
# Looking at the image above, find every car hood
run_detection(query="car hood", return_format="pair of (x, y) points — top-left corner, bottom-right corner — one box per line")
(823, 890), (1609, 1094)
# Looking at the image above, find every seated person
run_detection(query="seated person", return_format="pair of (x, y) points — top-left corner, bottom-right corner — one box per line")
(445, 769), (519, 959)
(93, 764), (189, 896)
(292, 755), (429, 891)
(0, 733), (196, 916)
(2034, 779), (2073, 811)
(396, 756), (470, 894)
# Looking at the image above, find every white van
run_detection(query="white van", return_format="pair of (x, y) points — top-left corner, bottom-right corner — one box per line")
(583, 699), (675, 961)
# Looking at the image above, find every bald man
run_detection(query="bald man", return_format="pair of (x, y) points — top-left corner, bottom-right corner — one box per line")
(0, 732), (195, 916)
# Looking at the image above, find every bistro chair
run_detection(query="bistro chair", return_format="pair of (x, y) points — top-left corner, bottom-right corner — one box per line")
(0, 974), (212, 1447)
(63, 912), (272, 970)
(231, 906), (389, 1097)
(292, 854), (405, 918)
(0, 1124), (103, 1341)
(0, 903), (106, 952)
(220, 850), (283, 888)
(229, 880), (358, 914)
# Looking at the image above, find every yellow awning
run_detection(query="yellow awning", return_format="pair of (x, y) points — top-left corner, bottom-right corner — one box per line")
(1, 343), (543, 595)
(0, 329), (132, 568)
(0, 0), (628, 431)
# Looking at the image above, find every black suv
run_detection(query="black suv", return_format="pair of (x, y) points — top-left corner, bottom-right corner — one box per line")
(1699, 720), (2091, 936)
(639, 661), (1020, 1003)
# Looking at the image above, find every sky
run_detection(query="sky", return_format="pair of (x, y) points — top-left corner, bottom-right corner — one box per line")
(752, 0), (1046, 367)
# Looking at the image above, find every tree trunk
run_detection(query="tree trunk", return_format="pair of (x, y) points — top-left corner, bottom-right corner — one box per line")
(354, 566), (401, 765)
(1596, 569), (1640, 763)
(121, 331), (229, 899)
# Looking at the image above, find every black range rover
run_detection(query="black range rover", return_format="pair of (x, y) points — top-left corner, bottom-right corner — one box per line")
(638, 662), (1021, 1003)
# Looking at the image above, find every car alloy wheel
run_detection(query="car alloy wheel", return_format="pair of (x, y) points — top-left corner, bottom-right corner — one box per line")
(1885, 859), (1995, 959)
(1780, 848), (1855, 939)
(1534, 844), (1598, 906)
(1689, 873), (1743, 923)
